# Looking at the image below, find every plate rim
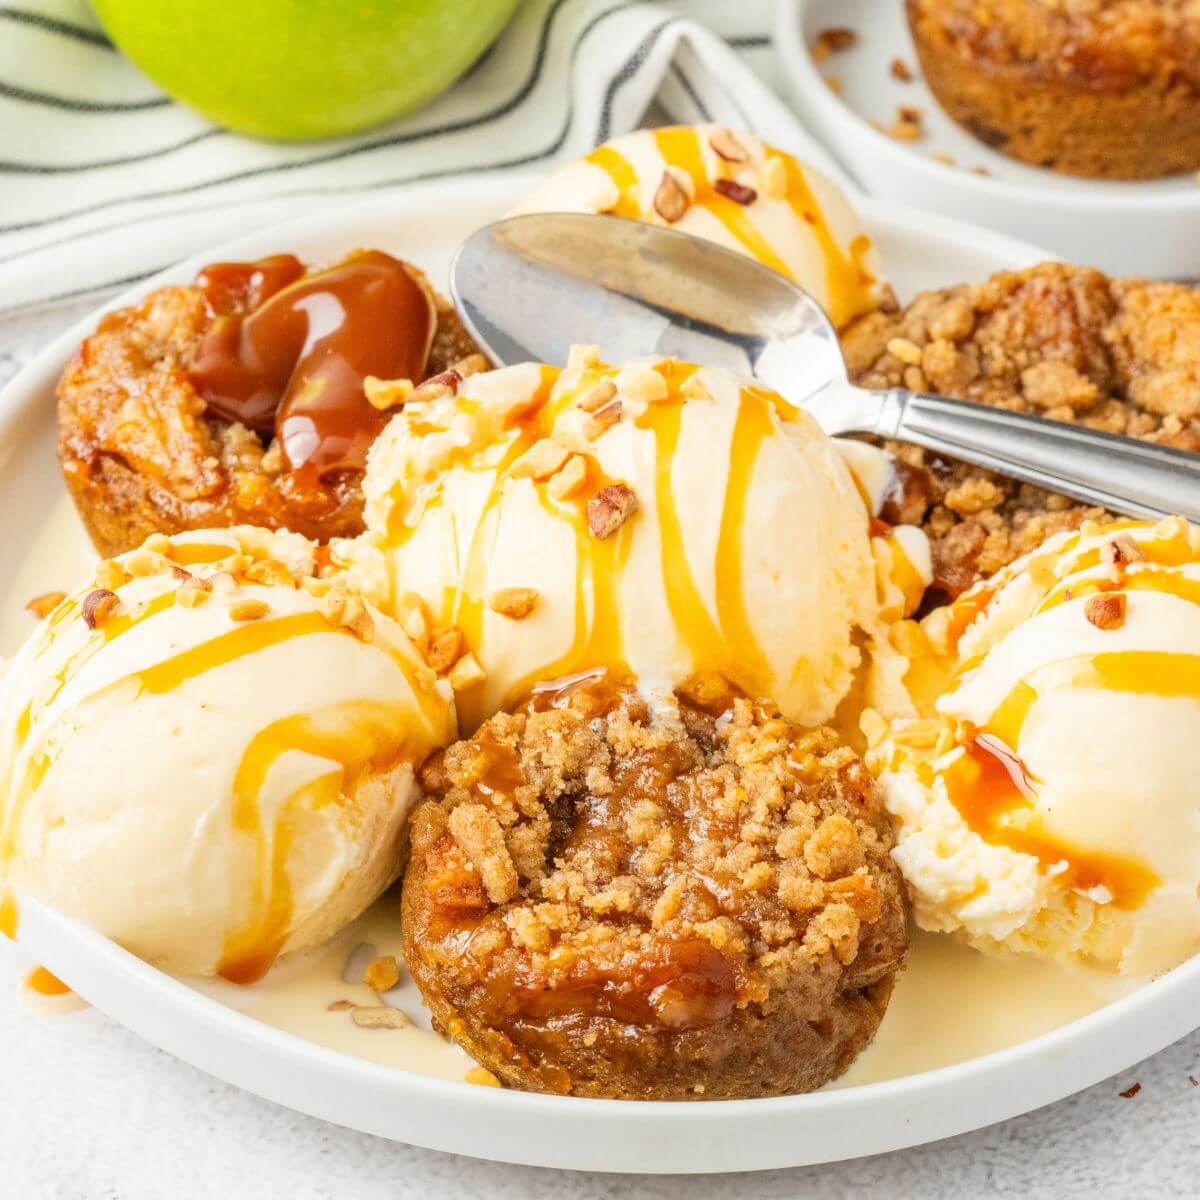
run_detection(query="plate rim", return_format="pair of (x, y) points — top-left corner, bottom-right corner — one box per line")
(4, 169), (1198, 1173)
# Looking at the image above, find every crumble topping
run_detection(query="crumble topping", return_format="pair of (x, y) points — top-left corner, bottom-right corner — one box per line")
(844, 263), (1200, 594)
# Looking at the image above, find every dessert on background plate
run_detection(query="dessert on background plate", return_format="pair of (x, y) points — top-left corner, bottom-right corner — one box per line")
(404, 675), (907, 1100)
(56, 249), (484, 557)
(906, 0), (1200, 180)
(0, 527), (454, 980)
(870, 517), (1200, 975)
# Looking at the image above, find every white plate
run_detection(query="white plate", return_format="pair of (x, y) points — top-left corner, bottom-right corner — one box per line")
(774, 0), (1200, 279)
(3, 173), (1199, 1175)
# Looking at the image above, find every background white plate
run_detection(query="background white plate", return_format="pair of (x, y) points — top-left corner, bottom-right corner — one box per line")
(3, 173), (1199, 1174)
(774, 0), (1200, 279)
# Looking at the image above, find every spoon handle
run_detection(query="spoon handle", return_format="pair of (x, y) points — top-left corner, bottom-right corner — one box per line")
(872, 387), (1200, 523)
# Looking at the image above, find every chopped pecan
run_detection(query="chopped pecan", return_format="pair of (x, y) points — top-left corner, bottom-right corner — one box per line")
(587, 483), (639, 538)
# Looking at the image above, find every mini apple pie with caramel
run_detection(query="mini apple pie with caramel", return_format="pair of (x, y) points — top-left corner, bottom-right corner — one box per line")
(56, 250), (484, 557)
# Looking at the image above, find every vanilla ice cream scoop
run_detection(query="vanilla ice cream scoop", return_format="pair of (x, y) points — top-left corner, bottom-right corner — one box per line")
(514, 124), (887, 330)
(0, 527), (454, 981)
(869, 517), (1200, 975)
(335, 352), (927, 732)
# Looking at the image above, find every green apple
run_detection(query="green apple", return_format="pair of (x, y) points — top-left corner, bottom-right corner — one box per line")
(90, 0), (522, 140)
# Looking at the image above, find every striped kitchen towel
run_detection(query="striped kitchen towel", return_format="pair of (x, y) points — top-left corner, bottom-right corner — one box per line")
(0, 0), (844, 314)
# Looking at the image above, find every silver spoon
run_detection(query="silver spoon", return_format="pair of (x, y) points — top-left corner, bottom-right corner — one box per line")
(451, 212), (1200, 523)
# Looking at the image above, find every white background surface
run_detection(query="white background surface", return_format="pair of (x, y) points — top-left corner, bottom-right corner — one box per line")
(2, 298), (1200, 1198)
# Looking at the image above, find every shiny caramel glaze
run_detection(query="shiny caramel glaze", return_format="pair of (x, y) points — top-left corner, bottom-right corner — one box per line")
(56, 254), (482, 556)
(402, 676), (907, 1100)
(190, 251), (435, 477)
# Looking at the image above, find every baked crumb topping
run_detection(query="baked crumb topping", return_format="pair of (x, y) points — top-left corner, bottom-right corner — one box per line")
(402, 674), (907, 1099)
(844, 263), (1200, 595)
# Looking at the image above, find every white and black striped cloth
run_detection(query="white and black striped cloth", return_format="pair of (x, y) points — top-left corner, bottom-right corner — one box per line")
(0, 0), (844, 315)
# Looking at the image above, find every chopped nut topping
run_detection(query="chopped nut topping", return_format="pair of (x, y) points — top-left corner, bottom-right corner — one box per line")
(81, 589), (119, 629)
(709, 127), (749, 164)
(452, 353), (491, 380)
(25, 591), (66, 619)
(509, 438), (570, 481)
(615, 364), (668, 405)
(813, 27), (857, 61)
(489, 587), (540, 620)
(364, 376), (414, 412)
(713, 178), (757, 206)
(301, 575), (332, 598)
(243, 559), (294, 587)
(1085, 593), (1127, 630)
(887, 336), (923, 366)
(547, 455), (588, 501)
(95, 559), (129, 591)
(428, 627), (463, 674)
(364, 954), (401, 993)
(759, 155), (788, 199)
(890, 57), (913, 81)
(931, 152), (957, 166)
(653, 169), (689, 223)
(566, 344), (602, 372)
(898, 104), (922, 124)
(327, 999), (356, 1011)
(448, 652), (487, 692)
(209, 571), (237, 598)
(465, 1067), (502, 1087)
(680, 372), (714, 402)
(338, 593), (375, 641)
(124, 547), (162, 578)
(229, 598), (270, 622)
(584, 400), (623, 441)
(410, 369), (462, 405)
(404, 605), (430, 652)
(578, 379), (618, 413)
(888, 117), (923, 142)
(414, 664), (439, 694)
(177, 577), (213, 608)
(1103, 535), (1144, 566)
(351, 1005), (411, 1030)
(825, 75), (844, 94)
(586, 482), (639, 538)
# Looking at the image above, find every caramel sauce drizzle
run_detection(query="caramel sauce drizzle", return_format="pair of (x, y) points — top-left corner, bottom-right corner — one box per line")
(936, 647), (1200, 909)
(190, 249), (435, 478)
(167, 541), (245, 566)
(777, 156), (877, 330)
(876, 530), (927, 618)
(25, 965), (70, 996)
(941, 734), (1159, 910)
(584, 145), (641, 218)
(218, 700), (416, 983)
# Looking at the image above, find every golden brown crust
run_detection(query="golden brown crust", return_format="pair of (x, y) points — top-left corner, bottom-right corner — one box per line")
(843, 261), (1200, 595)
(907, 0), (1200, 178)
(402, 677), (907, 1100)
(56, 278), (482, 557)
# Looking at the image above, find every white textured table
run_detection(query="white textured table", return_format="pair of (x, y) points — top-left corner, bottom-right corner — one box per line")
(2, 305), (1199, 1199)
